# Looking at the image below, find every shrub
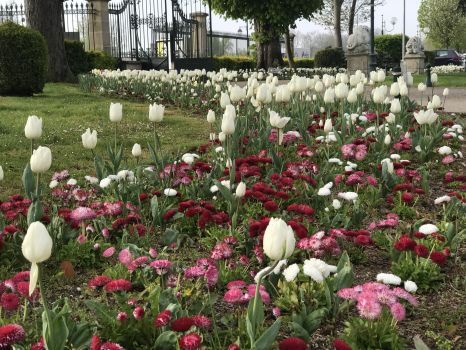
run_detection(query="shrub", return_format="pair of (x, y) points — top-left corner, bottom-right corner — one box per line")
(284, 58), (315, 69)
(88, 51), (118, 70)
(0, 21), (47, 95)
(375, 34), (409, 69)
(213, 56), (255, 71)
(314, 48), (346, 68)
(65, 40), (90, 75)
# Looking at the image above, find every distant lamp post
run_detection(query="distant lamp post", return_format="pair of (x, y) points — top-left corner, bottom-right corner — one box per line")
(369, 0), (377, 72)
(382, 15), (397, 35)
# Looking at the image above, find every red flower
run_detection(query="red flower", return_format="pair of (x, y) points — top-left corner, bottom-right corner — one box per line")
(31, 337), (45, 350)
(88, 276), (112, 289)
(133, 306), (145, 320)
(192, 315), (211, 329)
(101, 342), (125, 350)
(355, 235), (372, 246)
(430, 251), (446, 265)
(413, 244), (429, 258)
(171, 317), (195, 332)
(1, 293), (20, 311)
(91, 336), (102, 350)
(401, 192), (414, 203)
(394, 235), (416, 251)
(155, 310), (172, 328)
(228, 344), (241, 350)
(0, 324), (26, 347)
(278, 337), (308, 350)
(263, 200), (279, 212)
(104, 279), (132, 293)
(333, 338), (352, 350)
(179, 333), (202, 350)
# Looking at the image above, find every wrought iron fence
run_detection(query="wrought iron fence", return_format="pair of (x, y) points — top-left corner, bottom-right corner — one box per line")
(0, 1), (95, 51)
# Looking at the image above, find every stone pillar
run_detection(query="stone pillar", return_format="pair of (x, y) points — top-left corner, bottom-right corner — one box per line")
(191, 12), (208, 58)
(346, 52), (370, 76)
(404, 54), (425, 74)
(90, 0), (111, 53)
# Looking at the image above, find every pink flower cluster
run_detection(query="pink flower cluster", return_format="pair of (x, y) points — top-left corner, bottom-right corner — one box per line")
(223, 280), (270, 305)
(184, 258), (219, 287)
(341, 143), (368, 161)
(368, 213), (399, 230)
(338, 282), (418, 321)
(297, 231), (341, 257)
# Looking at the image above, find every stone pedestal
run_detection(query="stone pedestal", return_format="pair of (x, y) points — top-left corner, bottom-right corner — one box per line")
(191, 12), (208, 58)
(404, 54), (425, 74)
(346, 52), (370, 76)
(90, 0), (111, 53)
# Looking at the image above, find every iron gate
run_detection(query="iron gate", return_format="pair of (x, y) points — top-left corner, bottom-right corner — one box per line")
(108, 0), (212, 68)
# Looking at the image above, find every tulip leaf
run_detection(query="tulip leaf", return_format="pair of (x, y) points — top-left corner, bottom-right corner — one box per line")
(94, 155), (105, 180)
(67, 321), (92, 350)
(160, 228), (179, 246)
(42, 307), (69, 350)
(154, 331), (177, 350)
(214, 180), (233, 203)
(27, 200), (43, 225)
(22, 163), (35, 199)
(253, 318), (281, 350)
(413, 336), (431, 350)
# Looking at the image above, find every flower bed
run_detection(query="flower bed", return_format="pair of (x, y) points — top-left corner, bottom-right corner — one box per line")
(0, 68), (465, 349)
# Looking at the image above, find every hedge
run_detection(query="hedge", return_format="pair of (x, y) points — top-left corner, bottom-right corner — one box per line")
(212, 56), (255, 71)
(375, 34), (409, 69)
(0, 22), (47, 95)
(314, 47), (346, 68)
(65, 40), (117, 75)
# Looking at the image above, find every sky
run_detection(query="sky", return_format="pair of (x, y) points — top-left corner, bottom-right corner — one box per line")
(1, 0), (422, 37)
(211, 0), (422, 37)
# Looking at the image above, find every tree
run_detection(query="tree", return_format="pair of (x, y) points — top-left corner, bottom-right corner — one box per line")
(24, 0), (73, 82)
(418, 0), (466, 49)
(313, 0), (384, 45)
(210, 0), (324, 69)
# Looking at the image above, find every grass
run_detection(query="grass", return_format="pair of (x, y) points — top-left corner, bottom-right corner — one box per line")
(384, 72), (466, 87)
(0, 83), (209, 199)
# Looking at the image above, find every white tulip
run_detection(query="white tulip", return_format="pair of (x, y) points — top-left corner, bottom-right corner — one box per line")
(230, 85), (246, 102)
(335, 82), (349, 99)
(323, 118), (333, 134)
(132, 143), (142, 157)
(220, 92), (231, 108)
(81, 128), (97, 149)
(390, 83), (400, 96)
(372, 86), (385, 104)
(414, 109), (438, 125)
(163, 188), (178, 196)
(109, 102), (123, 122)
(221, 105), (236, 135)
(24, 116), (43, 140)
(381, 158), (394, 174)
(399, 84), (408, 96)
(149, 103), (165, 122)
(386, 113), (396, 123)
(390, 99), (401, 113)
(377, 70), (386, 82)
(431, 95), (441, 109)
(384, 134), (391, 145)
(443, 88), (449, 96)
(207, 109), (216, 123)
(22, 221), (53, 295)
(275, 85), (291, 103)
(431, 73), (438, 84)
(269, 110), (290, 129)
(323, 88), (335, 104)
(30, 146), (52, 173)
(263, 218), (295, 261)
(314, 81), (324, 93)
(347, 89), (358, 103)
(235, 182), (246, 198)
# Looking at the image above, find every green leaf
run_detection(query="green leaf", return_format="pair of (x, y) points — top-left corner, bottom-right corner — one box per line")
(254, 318), (282, 350)
(151, 195), (159, 220)
(67, 322), (92, 350)
(42, 308), (69, 350)
(27, 200), (43, 225)
(84, 300), (115, 324)
(154, 331), (177, 350)
(22, 163), (35, 199)
(214, 180), (234, 203)
(160, 228), (179, 246)
(94, 155), (105, 180)
(413, 335), (431, 350)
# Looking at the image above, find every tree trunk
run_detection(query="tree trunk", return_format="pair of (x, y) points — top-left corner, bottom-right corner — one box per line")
(255, 20), (284, 70)
(25, 0), (74, 82)
(285, 30), (295, 69)
(348, 0), (357, 35)
(334, 0), (343, 48)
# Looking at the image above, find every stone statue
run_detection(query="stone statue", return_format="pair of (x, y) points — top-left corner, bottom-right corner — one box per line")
(347, 26), (370, 54)
(405, 36), (424, 55)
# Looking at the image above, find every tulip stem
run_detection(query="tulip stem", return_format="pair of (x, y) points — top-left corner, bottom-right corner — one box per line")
(22, 298), (28, 323)
(35, 173), (40, 199)
(30, 139), (34, 155)
(114, 123), (118, 150)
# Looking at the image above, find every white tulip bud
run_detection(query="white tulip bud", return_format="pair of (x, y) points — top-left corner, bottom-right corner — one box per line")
(431, 95), (441, 109)
(24, 115), (43, 140)
(347, 89), (358, 103)
(221, 105), (236, 135)
(431, 73), (438, 84)
(323, 118), (333, 134)
(443, 88), (449, 96)
(323, 88), (335, 104)
(390, 99), (401, 113)
(109, 102), (123, 122)
(218, 132), (226, 142)
(81, 128), (97, 150)
(335, 82), (349, 99)
(22, 221), (53, 295)
(377, 70), (386, 82)
(384, 134), (391, 145)
(235, 182), (246, 198)
(263, 218), (295, 261)
(314, 81), (324, 92)
(30, 146), (52, 173)
(390, 83), (400, 96)
(418, 83), (426, 92)
(230, 85), (246, 102)
(132, 143), (142, 157)
(220, 92), (231, 108)
(399, 84), (408, 96)
(149, 103), (165, 122)
(207, 109), (216, 123)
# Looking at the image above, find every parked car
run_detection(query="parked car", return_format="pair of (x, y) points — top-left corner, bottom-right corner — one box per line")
(433, 49), (463, 66)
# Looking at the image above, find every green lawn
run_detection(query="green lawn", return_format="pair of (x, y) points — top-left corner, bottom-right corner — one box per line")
(0, 83), (209, 198)
(384, 72), (466, 87)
